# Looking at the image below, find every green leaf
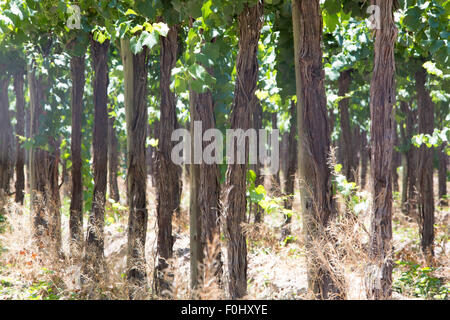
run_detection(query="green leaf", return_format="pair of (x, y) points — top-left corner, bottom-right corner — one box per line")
(186, 0), (203, 18)
(174, 76), (188, 93)
(135, 0), (157, 19)
(190, 78), (207, 93)
(403, 7), (423, 30)
(93, 29), (108, 44)
(247, 169), (256, 184)
(202, 0), (213, 19)
(324, 13), (339, 33)
(188, 63), (207, 81)
(10, 2), (24, 21)
(254, 185), (266, 196)
(324, 0), (341, 15)
(423, 61), (443, 78)
(139, 31), (159, 50)
(429, 40), (444, 54)
(146, 137), (159, 148)
(125, 9), (138, 16)
(130, 25), (143, 34)
(153, 22), (169, 37)
(130, 36), (142, 54)
(118, 22), (130, 39)
(249, 185), (266, 203)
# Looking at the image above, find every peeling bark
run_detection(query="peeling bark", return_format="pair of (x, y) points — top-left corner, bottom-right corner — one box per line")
(48, 137), (62, 255)
(399, 100), (418, 214)
(121, 38), (149, 299)
(225, 1), (263, 299)
(69, 54), (85, 259)
(190, 69), (222, 291)
(81, 37), (110, 290)
(14, 72), (26, 204)
(365, 0), (397, 300)
(338, 69), (355, 181)
(28, 63), (53, 252)
(25, 100), (31, 193)
(108, 111), (120, 203)
(271, 112), (280, 194)
(292, 0), (345, 299)
(253, 101), (264, 224)
(392, 120), (401, 192)
(415, 64), (435, 259)
(154, 26), (182, 296)
(282, 100), (297, 237)
(360, 131), (369, 189)
(0, 74), (13, 194)
(438, 145), (447, 206)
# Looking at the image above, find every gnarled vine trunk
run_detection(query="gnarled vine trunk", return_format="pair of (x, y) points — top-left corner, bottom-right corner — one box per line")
(121, 38), (149, 299)
(365, 0), (397, 300)
(0, 74), (13, 194)
(407, 142), (418, 212)
(399, 100), (417, 214)
(48, 136), (62, 255)
(399, 102), (409, 213)
(360, 130), (369, 189)
(283, 100), (297, 211)
(25, 101), (31, 193)
(438, 145), (447, 206)
(28, 63), (52, 251)
(352, 127), (362, 177)
(225, 1), (263, 299)
(108, 111), (120, 203)
(14, 72), (26, 204)
(271, 112), (280, 194)
(148, 120), (159, 187)
(392, 120), (401, 192)
(403, 101), (418, 213)
(190, 69), (222, 292)
(253, 101), (264, 224)
(338, 69), (355, 181)
(292, 0), (345, 299)
(415, 64), (435, 260)
(154, 26), (182, 296)
(69, 54), (85, 260)
(282, 100), (297, 237)
(189, 111), (201, 293)
(81, 38), (110, 291)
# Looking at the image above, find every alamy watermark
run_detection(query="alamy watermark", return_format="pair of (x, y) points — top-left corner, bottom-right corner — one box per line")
(367, 5), (381, 30)
(67, 5), (81, 30)
(171, 121), (280, 175)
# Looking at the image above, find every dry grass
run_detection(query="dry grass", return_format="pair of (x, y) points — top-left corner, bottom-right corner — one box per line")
(0, 171), (448, 300)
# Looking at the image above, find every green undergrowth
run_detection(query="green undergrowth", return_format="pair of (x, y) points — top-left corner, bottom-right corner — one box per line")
(393, 260), (449, 300)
